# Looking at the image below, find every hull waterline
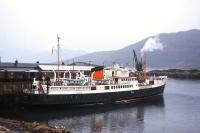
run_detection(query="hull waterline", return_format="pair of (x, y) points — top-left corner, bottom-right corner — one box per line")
(24, 84), (165, 106)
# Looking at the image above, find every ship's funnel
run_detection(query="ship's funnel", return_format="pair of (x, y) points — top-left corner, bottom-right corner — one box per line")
(91, 66), (104, 80)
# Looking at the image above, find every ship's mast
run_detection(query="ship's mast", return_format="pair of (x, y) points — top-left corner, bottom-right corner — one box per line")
(143, 52), (147, 81)
(57, 34), (60, 78)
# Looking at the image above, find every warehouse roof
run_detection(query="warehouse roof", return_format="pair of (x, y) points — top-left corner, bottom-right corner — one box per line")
(0, 62), (97, 72)
(38, 65), (95, 71)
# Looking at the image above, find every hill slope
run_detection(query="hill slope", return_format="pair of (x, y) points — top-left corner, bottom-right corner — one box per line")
(67, 29), (200, 69)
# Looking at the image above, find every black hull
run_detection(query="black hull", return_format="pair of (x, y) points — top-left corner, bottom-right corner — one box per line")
(24, 85), (165, 106)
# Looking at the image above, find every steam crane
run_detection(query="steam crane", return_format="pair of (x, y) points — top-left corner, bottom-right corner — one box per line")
(133, 49), (147, 83)
(133, 49), (143, 71)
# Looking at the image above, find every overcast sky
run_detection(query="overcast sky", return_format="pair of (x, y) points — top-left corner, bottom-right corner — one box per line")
(0, 0), (200, 53)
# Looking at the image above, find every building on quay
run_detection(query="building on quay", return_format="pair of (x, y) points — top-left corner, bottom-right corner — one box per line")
(0, 61), (96, 81)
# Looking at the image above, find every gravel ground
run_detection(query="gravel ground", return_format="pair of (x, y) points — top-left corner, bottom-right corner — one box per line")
(0, 117), (71, 133)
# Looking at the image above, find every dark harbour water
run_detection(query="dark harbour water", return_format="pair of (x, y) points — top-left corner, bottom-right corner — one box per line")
(2, 79), (200, 133)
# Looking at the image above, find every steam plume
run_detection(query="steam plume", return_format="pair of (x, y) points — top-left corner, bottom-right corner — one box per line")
(140, 36), (163, 53)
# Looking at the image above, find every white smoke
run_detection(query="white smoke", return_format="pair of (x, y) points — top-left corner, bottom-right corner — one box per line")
(140, 36), (163, 53)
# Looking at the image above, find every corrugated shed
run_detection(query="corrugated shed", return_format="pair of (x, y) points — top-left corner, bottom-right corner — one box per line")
(38, 65), (94, 71)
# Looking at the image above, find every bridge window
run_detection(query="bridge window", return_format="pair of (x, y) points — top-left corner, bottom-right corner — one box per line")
(91, 87), (96, 90)
(105, 86), (109, 90)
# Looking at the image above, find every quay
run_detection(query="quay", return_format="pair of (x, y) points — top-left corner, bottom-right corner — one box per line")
(0, 61), (96, 106)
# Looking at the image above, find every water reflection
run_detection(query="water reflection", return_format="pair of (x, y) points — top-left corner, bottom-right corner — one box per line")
(2, 79), (200, 133)
(22, 96), (165, 133)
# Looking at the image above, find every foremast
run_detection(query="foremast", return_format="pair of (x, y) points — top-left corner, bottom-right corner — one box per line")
(57, 34), (60, 78)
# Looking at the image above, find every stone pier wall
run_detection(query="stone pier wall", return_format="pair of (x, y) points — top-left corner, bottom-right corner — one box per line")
(0, 81), (32, 106)
(0, 81), (32, 95)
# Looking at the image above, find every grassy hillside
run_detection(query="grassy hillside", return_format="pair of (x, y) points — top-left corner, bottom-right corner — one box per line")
(66, 29), (200, 69)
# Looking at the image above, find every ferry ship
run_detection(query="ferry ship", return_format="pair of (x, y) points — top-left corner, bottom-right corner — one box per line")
(23, 36), (167, 106)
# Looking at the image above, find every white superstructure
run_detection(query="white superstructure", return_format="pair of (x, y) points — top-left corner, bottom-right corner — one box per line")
(31, 65), (167, 96)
